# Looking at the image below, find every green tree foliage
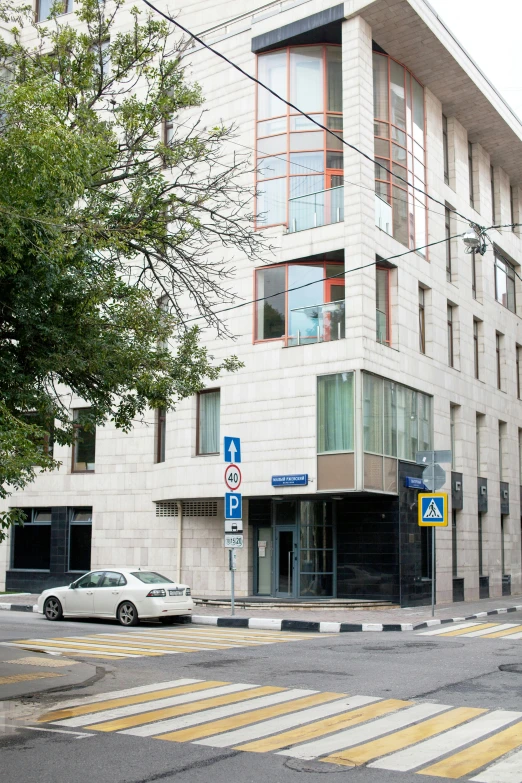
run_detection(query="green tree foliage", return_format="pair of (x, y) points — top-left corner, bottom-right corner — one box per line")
(0, 0), (265, 536)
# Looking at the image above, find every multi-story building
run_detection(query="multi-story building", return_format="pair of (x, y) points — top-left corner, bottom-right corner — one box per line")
(2, 0), (522, 608)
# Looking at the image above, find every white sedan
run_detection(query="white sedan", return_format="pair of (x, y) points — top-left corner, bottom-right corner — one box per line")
(37, 569), (194, 626)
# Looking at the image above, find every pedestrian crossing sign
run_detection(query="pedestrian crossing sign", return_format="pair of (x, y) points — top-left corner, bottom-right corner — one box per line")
(418, 493), (448, 527)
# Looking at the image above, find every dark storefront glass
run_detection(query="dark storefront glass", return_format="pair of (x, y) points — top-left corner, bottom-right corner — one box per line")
(12, 509), (52, 570)
(299, 501), (333, 597)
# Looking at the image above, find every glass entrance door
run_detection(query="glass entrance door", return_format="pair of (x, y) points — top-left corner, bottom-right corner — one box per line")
(275, 527), (297, 597)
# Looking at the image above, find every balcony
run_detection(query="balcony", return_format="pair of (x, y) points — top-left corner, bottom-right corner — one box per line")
(288, 186), (344, 233)
(287, 300), (345, 347)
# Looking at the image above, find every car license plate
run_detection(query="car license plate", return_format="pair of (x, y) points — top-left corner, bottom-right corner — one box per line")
(169, 588), (183, 596)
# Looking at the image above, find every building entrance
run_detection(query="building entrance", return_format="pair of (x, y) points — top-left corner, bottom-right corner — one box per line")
(275, 527), (297, 597)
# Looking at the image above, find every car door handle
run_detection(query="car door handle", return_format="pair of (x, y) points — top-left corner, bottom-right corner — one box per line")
(112, 591), (119, 595)
(85, 590), (94, 595)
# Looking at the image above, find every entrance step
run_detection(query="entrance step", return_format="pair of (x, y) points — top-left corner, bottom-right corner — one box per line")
(193, 597), (397, 610)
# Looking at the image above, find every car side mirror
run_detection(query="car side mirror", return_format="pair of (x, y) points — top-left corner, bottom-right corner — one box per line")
(69, 583), (77, 589)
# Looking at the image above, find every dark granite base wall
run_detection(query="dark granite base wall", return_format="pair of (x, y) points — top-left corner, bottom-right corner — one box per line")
(336, 496), (399, 602)
(6, 506), (89, 593)
(398, 461), (432, 607)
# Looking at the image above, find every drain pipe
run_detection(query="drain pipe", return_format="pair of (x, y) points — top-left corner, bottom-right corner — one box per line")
(176, 501), (183, 583)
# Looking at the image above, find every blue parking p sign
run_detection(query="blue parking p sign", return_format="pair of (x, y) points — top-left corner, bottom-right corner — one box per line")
(418, 493), (448, 527)
(225, 492), (242, 520)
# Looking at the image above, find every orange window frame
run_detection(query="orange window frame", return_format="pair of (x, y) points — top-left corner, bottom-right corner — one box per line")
(253, 260), (344, 345)
(255, 44), (343, 230)
(376, 265), (392, 346)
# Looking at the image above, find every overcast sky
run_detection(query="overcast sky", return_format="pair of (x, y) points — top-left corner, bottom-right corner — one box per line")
(428, 0), (522, 121)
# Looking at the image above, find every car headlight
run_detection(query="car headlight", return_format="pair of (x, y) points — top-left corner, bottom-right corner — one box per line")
(146, 589), (166, 597)
(185, 588), (191, 596)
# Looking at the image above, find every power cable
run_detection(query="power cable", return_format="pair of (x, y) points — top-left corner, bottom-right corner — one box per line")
(183, 230), (466, 325)
(141, 0), (481, 230)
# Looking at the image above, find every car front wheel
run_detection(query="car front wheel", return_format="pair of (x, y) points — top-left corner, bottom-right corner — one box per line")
(117, 601), (139, 627)
(44, 597), (63, 621)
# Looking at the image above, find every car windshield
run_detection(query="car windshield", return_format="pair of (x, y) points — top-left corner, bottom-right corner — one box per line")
(131, 571), (174, 584)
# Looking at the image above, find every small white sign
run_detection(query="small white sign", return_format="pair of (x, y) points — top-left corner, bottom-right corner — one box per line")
(225, 534), (244, 548)
(225, 519), (243, 534)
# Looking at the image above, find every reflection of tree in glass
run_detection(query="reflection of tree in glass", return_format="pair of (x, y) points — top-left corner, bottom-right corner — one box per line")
(263, 302), (285, 338)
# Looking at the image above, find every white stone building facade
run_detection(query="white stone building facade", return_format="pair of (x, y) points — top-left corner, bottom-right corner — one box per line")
(2, 0), (522, 607)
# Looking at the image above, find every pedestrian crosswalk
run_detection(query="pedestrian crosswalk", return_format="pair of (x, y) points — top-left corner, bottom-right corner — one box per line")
(0, 626), (316, 660)
(417, 621), (522, 639)
(34, 677), (522, 781)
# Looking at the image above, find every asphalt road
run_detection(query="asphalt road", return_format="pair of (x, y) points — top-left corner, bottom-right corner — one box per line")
(1, 611), (522, 783)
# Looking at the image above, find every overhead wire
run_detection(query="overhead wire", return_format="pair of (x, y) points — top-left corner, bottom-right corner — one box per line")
(183, 230), (466, 326)
(141, 0), (482, 231)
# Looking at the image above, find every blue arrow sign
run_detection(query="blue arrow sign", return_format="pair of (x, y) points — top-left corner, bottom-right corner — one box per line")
(225, 492), (242, 520)
(224, 436), (241, 464)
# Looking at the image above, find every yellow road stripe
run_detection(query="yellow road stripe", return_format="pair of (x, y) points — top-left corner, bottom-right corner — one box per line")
(322, 707), (486, 767)
(169, 630), (313, 640)
(85, 685), (284, 732)
(9, 639), (163, 656)
(0, 672), (63, 685)
(435, 623), (499, 637)
(419, 721), (522, 778)
(39, 680), (227, 723)
(477, 625), (522, 639)
(158, 692), (345, 743)
(235, 699), (411, 753)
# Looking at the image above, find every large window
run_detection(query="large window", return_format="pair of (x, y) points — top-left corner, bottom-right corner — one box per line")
(362, 373), (432, 462)
(442, 115), (449, 185)
(373, 52), (427, 253)
(72, 409), (96, 472)
(69, 509), (92, 572)
(317, 372), (354, 454)
(256, 45), (343, 227)
(12, 509), (52, 570)
(447, 304), (454, 368)
(255, 260), (345, 346)
(418, 286), (426, 354)
(494, 251), (516, 312)
(197, 390), (220, 455)
(299, 501), (333, 597)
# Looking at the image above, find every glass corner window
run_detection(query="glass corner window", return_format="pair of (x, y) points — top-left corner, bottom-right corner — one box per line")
(317, 372), (354, 453)
(256, 266), (286, 340)
(197, 389), (220, 455)
(72, 409), (96, 472)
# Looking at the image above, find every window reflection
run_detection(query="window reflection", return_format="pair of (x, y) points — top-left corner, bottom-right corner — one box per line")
(256, 45), (343, 227)
(373, 52), (427, 253)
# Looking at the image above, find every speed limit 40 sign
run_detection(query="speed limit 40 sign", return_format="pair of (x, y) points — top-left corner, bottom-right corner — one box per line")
(224, 464), (241, 491)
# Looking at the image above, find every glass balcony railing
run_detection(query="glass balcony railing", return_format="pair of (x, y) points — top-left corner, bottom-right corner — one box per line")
(288, 186), (344, 233)
(287, 300), (345, 347)
(375, 193), (392, 236)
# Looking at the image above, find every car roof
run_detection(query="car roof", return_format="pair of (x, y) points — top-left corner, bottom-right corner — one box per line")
(85, 568), (187, 583)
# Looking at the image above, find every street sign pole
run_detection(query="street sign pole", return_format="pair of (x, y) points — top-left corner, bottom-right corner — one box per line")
(224, 437), (241, 618)
(431, 527), (435, 617)
(229, 549), (236, 616)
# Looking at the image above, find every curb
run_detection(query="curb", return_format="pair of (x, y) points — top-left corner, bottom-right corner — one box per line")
(1, 603), (521, 632)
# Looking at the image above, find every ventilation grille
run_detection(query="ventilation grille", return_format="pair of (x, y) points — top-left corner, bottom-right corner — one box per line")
(155, 501), (218, 518)
(156, 502), (178, 517)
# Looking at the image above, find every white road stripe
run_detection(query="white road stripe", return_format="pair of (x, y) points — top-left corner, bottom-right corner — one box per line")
(370, 710), (522, 772)
(417, 623), (480, 636)
(500, 632), (522, 640)
(471, 746), (522, 782)
(464, 624), (517, 637)
(45, 679), (201, 711)
(278, 703), (450, 760)
(124, 689), (318, 737)
(196, 695), (381, 748)
(72, 634), (245, 650)
(92, 633), (258, 648)
(54, 683), (260, 728)
(3, 643), (141, 658)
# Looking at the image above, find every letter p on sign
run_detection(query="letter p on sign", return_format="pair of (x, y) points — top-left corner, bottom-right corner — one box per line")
(225, 492), (242, 520)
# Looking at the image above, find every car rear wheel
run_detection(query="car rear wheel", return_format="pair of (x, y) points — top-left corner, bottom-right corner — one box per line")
(159, 616), (176, 625)
(44, 597), (63, 621)
(117, 601), (139, 627)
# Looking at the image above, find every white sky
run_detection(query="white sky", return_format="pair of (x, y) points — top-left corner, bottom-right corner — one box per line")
(428, 0), (522, 121)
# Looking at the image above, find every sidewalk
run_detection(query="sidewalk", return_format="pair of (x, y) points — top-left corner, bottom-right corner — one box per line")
(2, 592), (521, 632)
(0, 645), (97, 700)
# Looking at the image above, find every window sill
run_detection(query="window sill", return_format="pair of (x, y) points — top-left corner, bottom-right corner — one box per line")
(71, 470), (96, 474)
(195, 452), (220, 457)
